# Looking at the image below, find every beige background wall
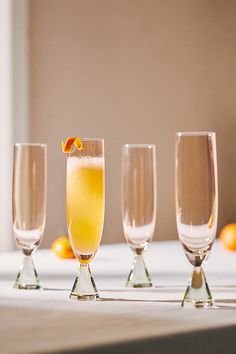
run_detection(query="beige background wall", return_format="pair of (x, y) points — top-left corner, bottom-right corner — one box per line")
(29, 0), (236, 247)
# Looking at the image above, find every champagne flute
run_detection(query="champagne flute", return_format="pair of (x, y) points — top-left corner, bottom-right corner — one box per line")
(175, 132), (218, 308)
(66, 138), (105, 300)
(122, 144), (156, 287)
(12, 143), (47, 289)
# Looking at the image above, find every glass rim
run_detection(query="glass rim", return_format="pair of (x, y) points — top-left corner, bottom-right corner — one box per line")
(14, 143), (47, 147)
(80, 138), (104, 142)
(176, 132), (215, 137)
(123, 144), (155, 149)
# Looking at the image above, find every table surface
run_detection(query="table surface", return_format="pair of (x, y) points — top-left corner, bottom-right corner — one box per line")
(0, 240), (236, 354)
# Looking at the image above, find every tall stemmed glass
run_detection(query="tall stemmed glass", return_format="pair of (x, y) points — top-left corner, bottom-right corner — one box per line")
(122, 144), (156, 287)
(66, 138), (105, 300)
(175, 132), (218, 308)
(12, 143), (47, 289)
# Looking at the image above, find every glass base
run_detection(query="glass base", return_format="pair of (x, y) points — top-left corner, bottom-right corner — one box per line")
(14, 283), (41, 290)
(70, 292), (99, 301)
(70, 264), (99, 301)
(182, 267), (214, 308)
(126, 253), (152, 288)
(14, 254), (41, 290)
(182, 299), (215, 308)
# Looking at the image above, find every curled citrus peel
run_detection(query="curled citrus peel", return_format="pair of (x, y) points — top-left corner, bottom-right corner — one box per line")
(62, 137), (83, 153)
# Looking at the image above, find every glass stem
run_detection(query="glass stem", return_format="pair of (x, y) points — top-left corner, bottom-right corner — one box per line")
(126, 253), (152, 288)
(182, 266), (214, 308)
(14, 254), (41, 290)
(70, 263), (99, 300)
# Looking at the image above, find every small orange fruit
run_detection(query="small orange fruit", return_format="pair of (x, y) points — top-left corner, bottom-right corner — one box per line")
(51, 236), (75, 259)
(219, 223), (236, 251)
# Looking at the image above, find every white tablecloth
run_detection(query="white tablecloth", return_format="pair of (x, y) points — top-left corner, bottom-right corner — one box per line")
(0, 240), (236, 354)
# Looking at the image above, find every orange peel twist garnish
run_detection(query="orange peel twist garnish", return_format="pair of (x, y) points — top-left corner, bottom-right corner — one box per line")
(62, 137), (83, 153)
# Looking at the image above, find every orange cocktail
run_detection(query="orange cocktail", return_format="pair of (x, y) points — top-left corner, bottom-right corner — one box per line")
(67, 155), (104, 263)
(65, 138), (105, 300)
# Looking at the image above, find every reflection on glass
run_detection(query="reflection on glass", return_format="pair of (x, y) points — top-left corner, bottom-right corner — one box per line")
(66, 138), (105, 300)
(12, 143), (47, 289)
(122, 144), (156, 287)
(175, 132), (218, 308)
